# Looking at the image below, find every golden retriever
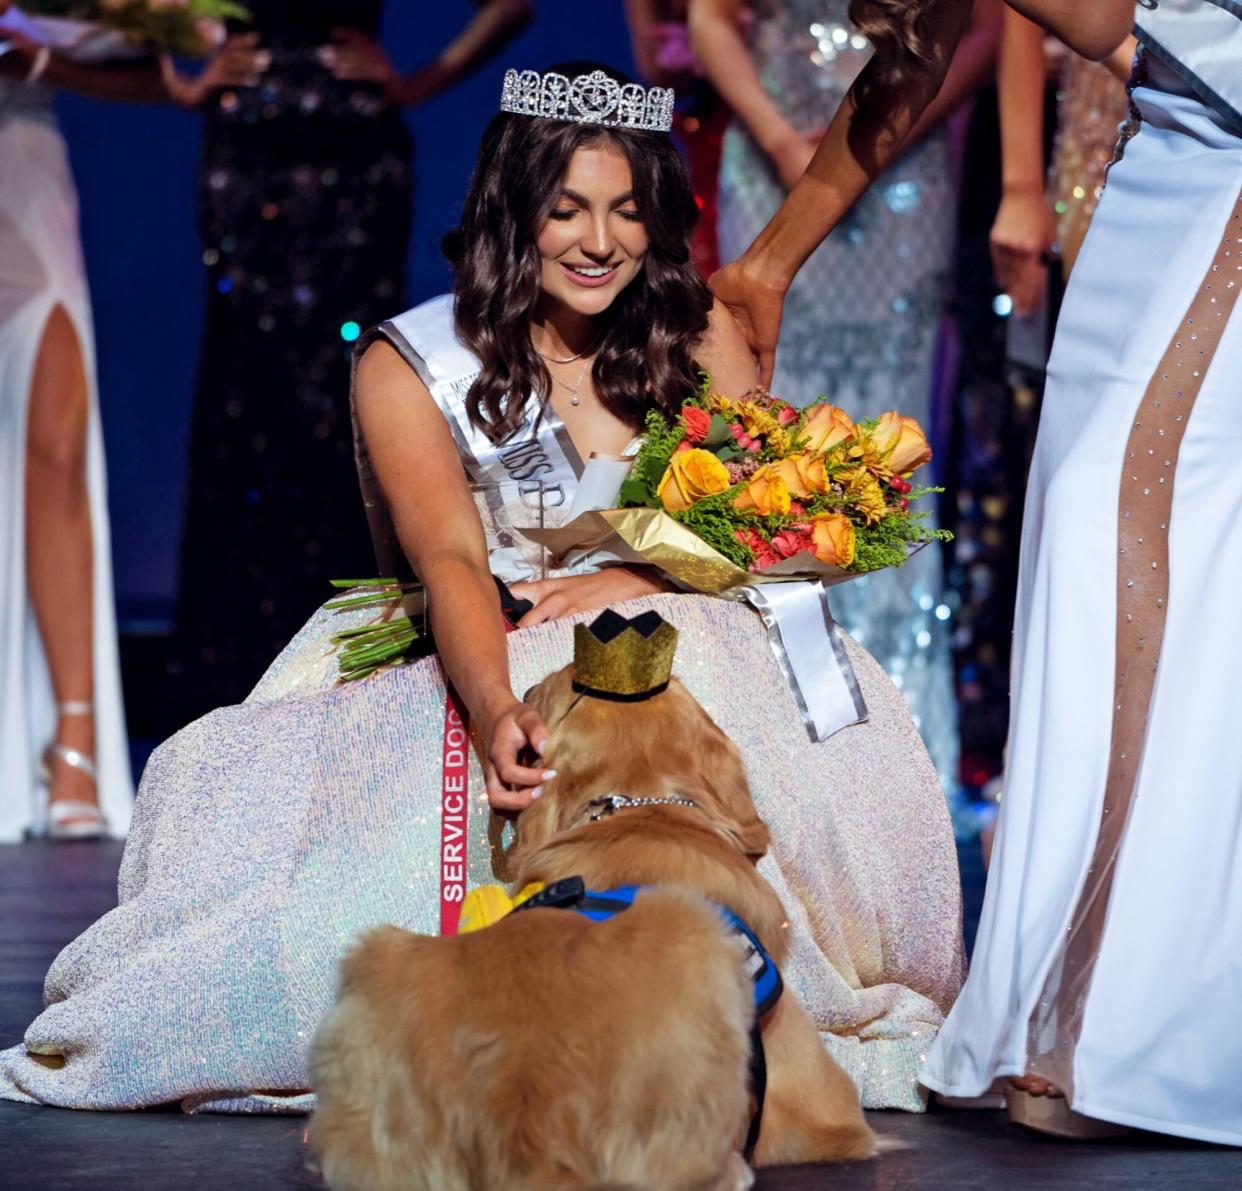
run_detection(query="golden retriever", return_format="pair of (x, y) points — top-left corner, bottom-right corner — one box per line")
(310, 662), (874, 1190)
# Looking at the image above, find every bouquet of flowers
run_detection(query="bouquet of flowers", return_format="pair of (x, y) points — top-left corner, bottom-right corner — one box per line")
(616, 382), (947, 576)
(519, 382), (949, 595)
(4, 1), (249, 59)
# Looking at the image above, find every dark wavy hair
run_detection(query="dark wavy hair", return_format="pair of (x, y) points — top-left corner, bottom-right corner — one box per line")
(443, 63), (712, 442)
(848, 0), (941, 101)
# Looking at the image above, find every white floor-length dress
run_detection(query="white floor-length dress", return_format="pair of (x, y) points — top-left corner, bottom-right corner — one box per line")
(0, 78), (133, 840)
(922, 2), (1242, 1145)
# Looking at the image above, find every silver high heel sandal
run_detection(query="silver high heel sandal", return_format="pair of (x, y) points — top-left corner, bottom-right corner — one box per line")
(31, 700), (109, 842)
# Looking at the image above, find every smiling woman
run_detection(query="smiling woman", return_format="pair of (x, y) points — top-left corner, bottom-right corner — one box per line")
(444, 62), (720, 443)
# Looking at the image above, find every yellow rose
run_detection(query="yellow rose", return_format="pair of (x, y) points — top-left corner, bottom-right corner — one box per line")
(842, 466), (889, 525)
(773, 453), (830, 499)
(872, 411), (932, 477)
(801, 403), (856, 453)
(811, 513), (856, 568)
(658, 448), (732, 512)
(733, 464), (791, 517)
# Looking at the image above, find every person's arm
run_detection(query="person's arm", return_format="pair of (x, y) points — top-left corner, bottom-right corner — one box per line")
(1005, 1), (1133, 61)
(1105, 34), (1138, 84)
(354, 341), (554, 812)
(989, 8), (1054, 317)
(0, 37), (165, 102)
(688, 0), (815, 191)
(324, 0), (533, 108)
(710, 0), (973, 382)
(709, 0), (1136, 381)
(903, 0), (1002, 145)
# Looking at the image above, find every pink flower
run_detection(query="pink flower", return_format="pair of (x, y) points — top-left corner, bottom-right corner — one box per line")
(681, 405), (712, 444)
(770, 526), (816, 561)
(735, 527), (780, 572)
(777, 405), (798, 426)
(788, 501), (805, 516)
(745, 439), (761, 453)
(674, 439), (694, 454)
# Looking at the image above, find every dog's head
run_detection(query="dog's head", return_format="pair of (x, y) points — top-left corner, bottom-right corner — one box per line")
(515, 661), (771, 864)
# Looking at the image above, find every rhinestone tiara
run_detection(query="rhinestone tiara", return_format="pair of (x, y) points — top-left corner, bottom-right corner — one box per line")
(500, 68), (674, 133)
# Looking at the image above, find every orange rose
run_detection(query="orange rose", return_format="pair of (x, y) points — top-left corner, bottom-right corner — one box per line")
(732, 464), (791, 517)
(772, 453), (830, 499)
(658, 448), (731, 512)
(872, 411), (932, 477)
(801, 403), (856, 453)
(810, 513), (856, 568)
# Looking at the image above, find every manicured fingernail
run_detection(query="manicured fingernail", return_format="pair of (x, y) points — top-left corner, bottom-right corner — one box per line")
(535, 740), (546, 756)
(541, 770), (557, 781)
(530, 786), (543, 799)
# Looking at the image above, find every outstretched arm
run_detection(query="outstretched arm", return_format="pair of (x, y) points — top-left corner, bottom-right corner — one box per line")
(354, 341), (553, 813)
(710, 0), (1134, 382)
(710, 0), (972, 382)
(1006, 1), (1133, 61)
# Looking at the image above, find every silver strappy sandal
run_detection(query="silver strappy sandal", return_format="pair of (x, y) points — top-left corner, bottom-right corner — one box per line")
(31, 701), (109, 842)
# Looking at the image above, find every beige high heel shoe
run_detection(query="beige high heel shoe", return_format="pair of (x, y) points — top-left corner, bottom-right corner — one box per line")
(31, 700), (109, 842)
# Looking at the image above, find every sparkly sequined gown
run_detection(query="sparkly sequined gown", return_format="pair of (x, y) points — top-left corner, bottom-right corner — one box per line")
(715, 0), (959, 798)
(0, 296), (964, 1116)
(924, 6), (1242, 1144)
(174, 0), (411, 719)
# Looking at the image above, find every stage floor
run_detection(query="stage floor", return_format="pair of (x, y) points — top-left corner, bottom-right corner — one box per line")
(1, 841), (1235, 1190)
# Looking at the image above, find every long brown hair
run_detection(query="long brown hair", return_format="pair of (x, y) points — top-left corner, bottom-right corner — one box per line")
(848, 0), (942, 96)
(443, 63), (712, 443)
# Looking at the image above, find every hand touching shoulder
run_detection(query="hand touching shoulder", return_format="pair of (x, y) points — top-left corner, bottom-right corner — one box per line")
(696, 298), (761, 397)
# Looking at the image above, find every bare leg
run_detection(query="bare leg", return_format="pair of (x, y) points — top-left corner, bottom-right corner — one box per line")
(25, 304), (98, 817)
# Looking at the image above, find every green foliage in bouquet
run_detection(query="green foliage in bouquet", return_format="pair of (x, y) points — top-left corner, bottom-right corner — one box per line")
(325, 578), (425, 682)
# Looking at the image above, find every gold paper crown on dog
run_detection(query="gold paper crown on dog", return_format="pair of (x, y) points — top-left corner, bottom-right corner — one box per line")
(572, 609), (678, 702)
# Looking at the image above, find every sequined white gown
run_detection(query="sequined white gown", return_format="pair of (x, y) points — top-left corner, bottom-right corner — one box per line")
(715, 0), (960, 800)
(0, 297), (964, 1115)
(923, 6), (1242, 1144)
(0, 73), (133, 840)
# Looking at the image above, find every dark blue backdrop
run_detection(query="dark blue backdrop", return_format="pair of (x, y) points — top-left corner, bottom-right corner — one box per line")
(59, 1), (635, 617)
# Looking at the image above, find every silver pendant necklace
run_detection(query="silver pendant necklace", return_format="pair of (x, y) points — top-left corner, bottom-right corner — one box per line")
(550, 354), (592, 407)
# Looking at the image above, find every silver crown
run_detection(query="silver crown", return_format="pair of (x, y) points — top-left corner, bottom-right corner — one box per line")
(500, 68), (675, 133)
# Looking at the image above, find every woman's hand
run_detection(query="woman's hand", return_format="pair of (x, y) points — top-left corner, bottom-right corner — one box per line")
(480, 697), (553, 814)
(160, 33), (268, 108)
(318, 27), (404, 104)
(709, 255), (787, 387)
(509, 567), (670, 629)
(990, 185), (1055, 317)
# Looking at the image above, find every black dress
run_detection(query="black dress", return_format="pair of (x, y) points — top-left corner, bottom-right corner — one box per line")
(174, 0), (411, 717)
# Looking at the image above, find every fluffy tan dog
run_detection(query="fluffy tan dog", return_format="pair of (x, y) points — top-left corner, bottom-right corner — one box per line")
(310, 663), (874, 1191)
